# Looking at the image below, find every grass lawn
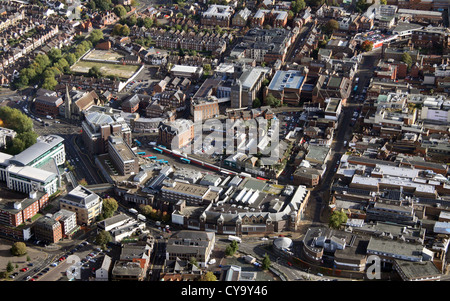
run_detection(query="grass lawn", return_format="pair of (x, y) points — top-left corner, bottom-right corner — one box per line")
(70, 61), (140, 80)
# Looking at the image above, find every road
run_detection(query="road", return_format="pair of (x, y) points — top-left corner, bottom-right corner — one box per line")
(304, 48), (381, 225)
(286, 23), (313, 63)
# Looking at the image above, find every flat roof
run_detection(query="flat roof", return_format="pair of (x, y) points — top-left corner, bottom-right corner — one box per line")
(395, 260), (441, 280)
(268, 70), (305, 91)
(171, 65), (202, 74)
(367, 237), (424, 261)
(109, 136), (137, 162)
(162, 182), (209, 198)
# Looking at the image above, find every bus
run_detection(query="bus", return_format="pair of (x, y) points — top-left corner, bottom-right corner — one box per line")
(134, 139), (142, 147)
(353, 85), (358, 92)
(228, 235), (242, 243)
(180, 157), (190, 164)
(144, 155), (157, 159)
(137, 152), (146, 156)
(153, 147), (163, 154)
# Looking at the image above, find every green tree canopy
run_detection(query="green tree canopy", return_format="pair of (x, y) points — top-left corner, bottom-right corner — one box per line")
(93, 0), (112, 11)
(64, 53), (77, 66)
(101, 197), (118, 219)
(48, 48), (62, 62)
(141, 17), (154, 29)
(95, 230), (112, 249)
(225, 240), (239, 256)
(355, 0), (370, 13)
(329, 209), (348, 229)
(401, 52), (413, 69)
(114, 5), (127, 18)
(6, 261), (14, 273)
(120, 24), (130, 36)
(291, 0), (306, 14)
(322, 19), (339, 35)
(88, 66), (103, 78)
(252, 98), (261, 108)
(201, 271), (217, 281)
(265, 93), (282, 107)
(10, 242), (27, 256)
(42, 76), (58, 90)
(262, 253), (271, 270)
(88, 29), (104, 45)
(0, 106), (33, 134)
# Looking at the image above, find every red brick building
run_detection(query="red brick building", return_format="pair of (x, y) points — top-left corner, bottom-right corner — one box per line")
(34, 88), (63, 117)
(0, 191), (49, 228)
(158, 119), (194, 150)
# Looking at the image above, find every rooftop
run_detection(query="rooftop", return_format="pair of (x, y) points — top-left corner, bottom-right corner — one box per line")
(268, 70), (305, 91)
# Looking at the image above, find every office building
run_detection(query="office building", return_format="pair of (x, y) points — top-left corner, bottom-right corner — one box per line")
(107, 135), (139, 176)
(59, 185), (102, 226)
(82, 111), (132, 155)
(266, 70), (306, 106)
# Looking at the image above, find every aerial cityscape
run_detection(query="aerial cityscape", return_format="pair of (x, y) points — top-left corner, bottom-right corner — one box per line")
(0, 0), (448, 286)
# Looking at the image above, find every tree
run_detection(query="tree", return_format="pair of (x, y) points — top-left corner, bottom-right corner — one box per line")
(95, 230), (112, 249)
(119, 24), (130, 36)
(65, 53), (77, 66)
(127, 14), (137, 27)
(88, 66), (103, 78)
(265, 93), (281, 107)
(305, 0), (325, 7)
(201, 271), (217, 281)
(291, 0), (306, 14)
(139, 204), (153, 216)
(17, 131), (38, 149)
(225, 240), (239, 256)
(112, 23), (123, 36)
(355, 0), (369, 13)
(42, 76), (58, 90)
(10, 242), (27, 256)
(225, 245), (235, 256)
(114, 5), (127, 18)
(323, 19), (339, 35)
(88, 29), (104, 45)
(48, 48), (62, 62)
(7, 138), (26, 155)
(6, 261), (14, 274)
(380, 0), (387, 4)
(0, 106), (34, 133)
(189, 257), (199, 268)
(102, 197), (118, 219)
(401, 52), (413, 70)
(361, 40), (374, 52)
(262, 253), (271, 270)
(142, 17), (153, 29)
(252, 98), (261, 108)
(329, 209), (348, 229)
(94, 0), (112, 11)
